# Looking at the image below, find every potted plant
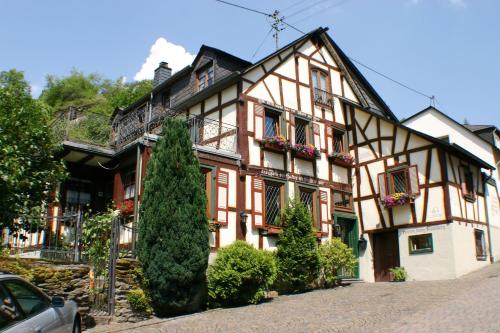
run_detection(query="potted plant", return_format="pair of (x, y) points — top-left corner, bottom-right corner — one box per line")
(389, 267), (408, 282)
(381, 193), (410, 208)
(118, 199), (134, 215)
(290, 143), (320, 160)
(261, 135), (288, 153)
(329, 151), (354, 166)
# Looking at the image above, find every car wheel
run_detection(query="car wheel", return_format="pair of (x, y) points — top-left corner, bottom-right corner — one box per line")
(72, 316), (81, 333)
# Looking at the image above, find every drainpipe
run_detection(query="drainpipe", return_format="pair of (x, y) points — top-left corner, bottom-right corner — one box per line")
(132, 144), (142, 253)
(483, 170), (494, 263)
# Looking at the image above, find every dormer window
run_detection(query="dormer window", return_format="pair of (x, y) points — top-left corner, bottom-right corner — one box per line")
(197, 63), (214, 91)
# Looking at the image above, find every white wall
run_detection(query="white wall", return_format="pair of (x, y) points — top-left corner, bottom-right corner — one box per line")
(398, 225), (456, 281)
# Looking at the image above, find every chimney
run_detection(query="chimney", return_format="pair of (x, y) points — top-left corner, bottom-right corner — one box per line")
(153, 62), (172, 87)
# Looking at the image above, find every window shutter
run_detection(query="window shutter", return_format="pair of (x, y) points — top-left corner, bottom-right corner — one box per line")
(290, 114), (295, 145)
(319, 190), (329, 234)
(378, 172), (388, 200)
(280, 110), (287, 139)
(254, 103), (264, 140)
(313, 123), (321, 148)
(252, 176), (265, 228)
(408, 165), (420, 196)
(326, 126), (333, 154)
(216, 170), (229, 224)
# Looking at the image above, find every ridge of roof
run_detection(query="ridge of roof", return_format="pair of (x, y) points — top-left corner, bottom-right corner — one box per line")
(321, 33), (397, 122)
(403, 106), (497, 149)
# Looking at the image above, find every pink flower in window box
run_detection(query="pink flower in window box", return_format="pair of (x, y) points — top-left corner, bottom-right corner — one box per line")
(381, 192), (410, 208)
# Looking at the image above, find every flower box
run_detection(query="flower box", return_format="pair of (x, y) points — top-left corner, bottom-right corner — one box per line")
(117, 199), (134, 215)
(381, 193), (411, 208)
(290, 144), (320, 161)
(329, 152), (354, 167)
(261, 135), (288, 153)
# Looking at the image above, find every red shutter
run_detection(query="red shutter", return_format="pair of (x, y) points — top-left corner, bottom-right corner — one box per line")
(290, 113), (296, 145)
(408, 165), (420, 196)
(216, 170), (229, 225)
(313, 123), (321, 148)
(254, 103), (265, 140)
(326, 126), (333, 154)
(378, 172), (388, 200)
(252, 176), (265, 228)
(319, 190), (329, 234)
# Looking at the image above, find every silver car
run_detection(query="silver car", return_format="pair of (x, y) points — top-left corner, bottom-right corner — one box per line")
(0, 273), (81, 333)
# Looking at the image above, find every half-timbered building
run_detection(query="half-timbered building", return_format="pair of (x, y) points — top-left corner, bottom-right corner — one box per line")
(11, 27), (498, 281)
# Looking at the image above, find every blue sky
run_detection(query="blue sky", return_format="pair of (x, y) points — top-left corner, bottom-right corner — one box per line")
(1, 0), (499, 126)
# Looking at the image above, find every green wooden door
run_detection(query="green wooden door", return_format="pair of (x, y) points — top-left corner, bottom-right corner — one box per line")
(334, 214), (359, 279)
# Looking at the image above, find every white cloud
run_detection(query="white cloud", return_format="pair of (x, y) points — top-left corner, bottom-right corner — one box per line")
(134, 38), (196, 81)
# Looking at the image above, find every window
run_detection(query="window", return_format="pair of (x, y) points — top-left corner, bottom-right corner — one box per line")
(197, 64), (214, 91)
(299, 187), (318, 227)
(475, 229), (487, 260)
(0, 285), (22, 330)
(295, 118), (309, 145)
(460, 166), (475, 201)
(333, 130), (345, 153)
(311, 68), (329, 92)
(379, 165), (420, 201)
(265, 110), (280, 138)
(409, 233), (433, 254)
(333, 190), (352, 210)
(390, 170), (408, 194)
(312, 68), (333, 106)
(265, 182), (283, 226)
(123, 169), (135, 199)
(3, 280), (49, 318)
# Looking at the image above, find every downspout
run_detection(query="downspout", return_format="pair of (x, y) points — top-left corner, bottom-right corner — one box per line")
(132, 143), (142, 253)
(483, 170), (494, 263)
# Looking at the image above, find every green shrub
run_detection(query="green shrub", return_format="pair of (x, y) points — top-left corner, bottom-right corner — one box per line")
(127, 289), (153, 315)
(207, 241), (276, 307)
(275, 199), (320, 293)
(389, 267), (408, 282)
(318, 238), (358, 287)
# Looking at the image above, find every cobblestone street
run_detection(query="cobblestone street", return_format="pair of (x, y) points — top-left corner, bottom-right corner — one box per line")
(90, 262), (500, 333)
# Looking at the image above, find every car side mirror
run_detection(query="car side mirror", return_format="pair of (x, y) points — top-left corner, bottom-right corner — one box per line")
(51, 296), (65, 308)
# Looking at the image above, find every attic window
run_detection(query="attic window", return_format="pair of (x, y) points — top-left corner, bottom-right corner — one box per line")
(460, 166), (475, 202)
(197, 63), (214, 91)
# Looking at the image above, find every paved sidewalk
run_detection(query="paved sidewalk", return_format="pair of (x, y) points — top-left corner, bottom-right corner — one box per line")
(89, 262), (500, 333)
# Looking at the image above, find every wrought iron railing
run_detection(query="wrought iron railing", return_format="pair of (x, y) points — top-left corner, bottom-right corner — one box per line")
(187, 116), (238, 154)
(314, 88), (335, 108)
(52, 110), (111, 147)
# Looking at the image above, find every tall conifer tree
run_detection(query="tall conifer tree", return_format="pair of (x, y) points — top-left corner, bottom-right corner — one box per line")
(138, 117), (209, 315)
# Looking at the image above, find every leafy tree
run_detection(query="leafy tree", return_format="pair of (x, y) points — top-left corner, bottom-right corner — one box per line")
(91, 79), (152, 116)
(39, 69), (106, 113)
(207, 241), (277, 307)
(318, 238), (358, 287)
(0, 70), (65, 231)
(275, 199), (320, 293)
(137, 117), (209, 316)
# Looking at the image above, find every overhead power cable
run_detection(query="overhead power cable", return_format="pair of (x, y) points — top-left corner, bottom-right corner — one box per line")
(252, 27), (274, 59)
(348, 57), (433, 100)
(215, 0), (270, 16)
(291, 0), (351, 25)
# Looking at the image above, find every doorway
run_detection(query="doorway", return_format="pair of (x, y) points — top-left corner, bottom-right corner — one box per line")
(373, 231), (400, 282)
(334, 214), (359, 279)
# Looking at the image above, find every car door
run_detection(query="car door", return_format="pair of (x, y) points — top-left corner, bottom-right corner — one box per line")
(2, 279), (65, 333)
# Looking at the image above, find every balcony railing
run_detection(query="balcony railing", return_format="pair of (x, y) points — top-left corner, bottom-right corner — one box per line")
(188, 116), (237, 154)
(314, 88), (335, 108)
(52, 110), (111, 147)
(112, 105), (169, 148)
